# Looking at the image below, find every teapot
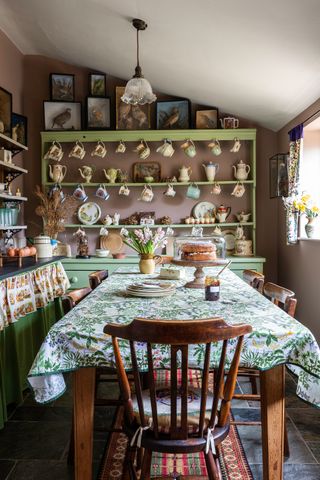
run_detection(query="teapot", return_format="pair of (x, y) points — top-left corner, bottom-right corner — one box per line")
(103, 168), (120, 183)
(102, 214), (113, 226)
(215, 204), (231, 223)
(78, 165), (94, 183)
(178, 165), (192, 182)
(202, 162), (219, 182)
(48, 164), (67, 183)
(233, 160), (251, 181)
(236, 211), (251, 223)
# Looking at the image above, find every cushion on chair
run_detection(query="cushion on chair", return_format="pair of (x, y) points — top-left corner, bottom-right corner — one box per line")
(131, 369), (215, 433)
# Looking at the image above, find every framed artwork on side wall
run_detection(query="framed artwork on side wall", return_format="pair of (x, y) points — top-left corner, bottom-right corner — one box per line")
(44, 101), (82, 131)
(115, 86), (150, 130)
(12, 113), (28, 146)
(50, 74), (75, 101)
(0, 87), (12, 137)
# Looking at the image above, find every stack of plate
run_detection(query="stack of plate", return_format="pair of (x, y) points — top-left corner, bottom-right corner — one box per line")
(126, 281), (176, 298)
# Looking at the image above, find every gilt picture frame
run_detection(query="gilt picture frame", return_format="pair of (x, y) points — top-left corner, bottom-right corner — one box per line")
(196, 109), (219, 129)
(133, 162), (161, 182)
(0, 87), (12, 137)
(115, 86), (150, 130)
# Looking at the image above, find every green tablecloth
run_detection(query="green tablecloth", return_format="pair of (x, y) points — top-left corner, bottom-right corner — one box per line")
(0, 299), (64, 428)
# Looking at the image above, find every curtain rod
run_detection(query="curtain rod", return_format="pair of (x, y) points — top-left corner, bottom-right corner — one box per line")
(288, 108), (320, 134)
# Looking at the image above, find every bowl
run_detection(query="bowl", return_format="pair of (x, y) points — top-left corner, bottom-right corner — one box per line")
(112, 252), (126, 259)
(96, 249), (110, 257)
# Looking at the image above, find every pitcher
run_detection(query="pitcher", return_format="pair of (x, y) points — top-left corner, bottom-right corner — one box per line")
(48, 164), (67, 183)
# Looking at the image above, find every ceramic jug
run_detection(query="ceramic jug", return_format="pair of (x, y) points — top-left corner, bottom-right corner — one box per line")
(79, 165), (94, 183)
(236, 211), (251, 223)
(202, 162), (219, 182)
(215, 205), (231, 223)
(103, 168), (120, 183)
(178, 166), (192, 182)
(139, 254), (162, 274)
(233, 160), (251, 180)
(48, 164), (67, 183)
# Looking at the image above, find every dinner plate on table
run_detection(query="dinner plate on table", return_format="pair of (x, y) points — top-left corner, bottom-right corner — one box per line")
(126, 281), (175, 297)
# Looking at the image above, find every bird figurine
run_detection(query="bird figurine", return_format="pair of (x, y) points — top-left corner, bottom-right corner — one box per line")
(131, 105), (147, 127)
(52, 108), (71, 129)
(162, 108), (179, 128)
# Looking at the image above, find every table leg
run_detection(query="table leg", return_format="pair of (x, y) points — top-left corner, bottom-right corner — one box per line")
(260, 365), (285, 480)
(73, 368), (95, 480)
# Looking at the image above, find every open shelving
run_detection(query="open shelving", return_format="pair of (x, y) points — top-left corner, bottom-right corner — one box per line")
(0, 132), (28, 157)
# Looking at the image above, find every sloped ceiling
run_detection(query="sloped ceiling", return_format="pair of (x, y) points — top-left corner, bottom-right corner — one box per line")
(1, 0), (320, 131)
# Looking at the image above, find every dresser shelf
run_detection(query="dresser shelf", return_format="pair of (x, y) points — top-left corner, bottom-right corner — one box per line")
(0, 133), (28, 156)
(45, 180), (254, 187)
(64, 222), (254, 229)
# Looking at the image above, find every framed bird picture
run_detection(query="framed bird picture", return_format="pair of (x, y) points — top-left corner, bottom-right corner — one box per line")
(156, 99), (190, 129)
(86, 97), (111, 129)
(43, 101), (82, 131)
(196, 109), (219, 129)
(115, 86), (150, 130)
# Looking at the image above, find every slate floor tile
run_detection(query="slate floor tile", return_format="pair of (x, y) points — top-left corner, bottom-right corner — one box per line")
(6, 460), (74, 480)
(247, 464), (320, 480)
(0, 421), (70, 460)
(10, 406), (72, 423)
(306, 441), (320, 463)
(0, 460), (15, 480)
(287, 408), (320, 441)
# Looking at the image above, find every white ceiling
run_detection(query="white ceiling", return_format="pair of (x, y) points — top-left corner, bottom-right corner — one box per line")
(1, 0), (320, 131)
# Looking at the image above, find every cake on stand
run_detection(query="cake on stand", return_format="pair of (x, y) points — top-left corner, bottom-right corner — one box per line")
(172, 258), (228, 288)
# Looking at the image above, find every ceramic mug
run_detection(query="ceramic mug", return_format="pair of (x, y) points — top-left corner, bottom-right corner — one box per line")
(69, 141), (86, 159)
(119, 184), (130, 196)
(116, 141), (126, 153)
(44, 141), (64, 162)
(164, 183), (176, 197)
(211, 182), (221, 195)
(220, 117), (239, 129)
(91, 141), (107, 158)
(230, 138), (241, 153)
(95, 184), (110, 200)
(73, 184), (88, 202)
(156, 139), (175, 157)
(139, 185), (154, 202)
(49, 183), (65, 202)
(186, 183), (201, 200)
(231, 182), (246, 198)
(134, 140), (150, 160)
(208, 139), (222, 156)
(181, 139), (196, 158)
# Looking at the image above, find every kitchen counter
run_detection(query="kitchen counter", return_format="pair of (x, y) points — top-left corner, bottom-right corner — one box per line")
(0, 256), (65, 281)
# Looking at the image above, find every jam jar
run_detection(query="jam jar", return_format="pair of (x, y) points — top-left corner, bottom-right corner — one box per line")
(205, 276), (220, 301)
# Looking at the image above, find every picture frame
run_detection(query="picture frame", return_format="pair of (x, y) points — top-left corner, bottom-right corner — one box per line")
(115, 86), (150, 130)
(133, 162), (161, 182)
(50, 73), (75, 102)
(12, 113), (28, 146)
(89, 73), (106, 97)
(270, 153), (289, 198)
(86, 97), (111, 130)
(156, 99), (190, 129)
(0, 87), (12, 137)
(195, 108), (219, 129)
(43, 101), (82, 131)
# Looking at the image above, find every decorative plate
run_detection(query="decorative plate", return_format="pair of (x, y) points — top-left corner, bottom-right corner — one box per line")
(192, 201), (216, 219)
(100, 232), (123, 254)
(78, 202), (101, 225)
(222, 229), (236, 254)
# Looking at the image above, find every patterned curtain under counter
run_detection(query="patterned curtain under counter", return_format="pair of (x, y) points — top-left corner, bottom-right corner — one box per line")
(283, 124), (303, 244)
(0, 261), (69, 331)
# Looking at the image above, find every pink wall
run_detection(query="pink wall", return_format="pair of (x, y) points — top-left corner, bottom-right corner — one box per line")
(277, 97), (320, 342)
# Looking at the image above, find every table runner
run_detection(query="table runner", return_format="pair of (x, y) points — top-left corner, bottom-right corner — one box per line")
(28, 267), (320, 406)
(0, 261), (69, 330)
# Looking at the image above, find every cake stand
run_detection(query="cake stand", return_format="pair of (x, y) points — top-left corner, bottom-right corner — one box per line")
(171, 258), (228, 288)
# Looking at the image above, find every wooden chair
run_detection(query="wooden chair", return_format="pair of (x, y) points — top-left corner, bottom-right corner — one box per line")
(61, 287), (92, 314)
(234, 281), (297, 457)
(104, 317), (252, 479)
(88, 269), (109, 290)
(242, 269), (265, 293)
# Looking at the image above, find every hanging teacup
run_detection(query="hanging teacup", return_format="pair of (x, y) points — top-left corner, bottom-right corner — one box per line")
(156, 139), (175, 157)
(230, 138), (241, 153)
(116, 140), (126, 153)
(69, 141), (86, 159)
(180, 139), (196, 158)
(91, 141), (107, 158)
(43, 141), (64, 162)
(139, 185), (154, 202)
(208, 139), (222, 156)
(119, 184), (130, 196)
(163, 184), (176, 197)
(186, 183), (201, 200)
(134, 140), (150, 159)
(231, 182), (246, 198)
(211, 182), (222, 195)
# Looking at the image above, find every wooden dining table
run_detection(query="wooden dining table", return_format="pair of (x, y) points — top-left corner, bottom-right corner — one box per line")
(28, 266), (320, 480)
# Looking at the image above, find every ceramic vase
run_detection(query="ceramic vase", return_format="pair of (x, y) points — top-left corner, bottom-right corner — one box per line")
(139, 254), (161, 274)
(305, 217), (317, 238)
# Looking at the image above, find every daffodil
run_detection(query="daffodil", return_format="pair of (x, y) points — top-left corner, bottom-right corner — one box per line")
(301, 194), (311, 203)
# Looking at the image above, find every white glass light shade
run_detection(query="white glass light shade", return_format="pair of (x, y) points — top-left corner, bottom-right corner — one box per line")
(121, 77), (157, 105)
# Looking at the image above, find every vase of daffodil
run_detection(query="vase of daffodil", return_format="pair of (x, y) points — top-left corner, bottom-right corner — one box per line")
(293, 193), (319, 238)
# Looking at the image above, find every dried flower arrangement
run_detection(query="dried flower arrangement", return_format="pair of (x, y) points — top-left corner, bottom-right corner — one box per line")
(34, 185), (77, 238)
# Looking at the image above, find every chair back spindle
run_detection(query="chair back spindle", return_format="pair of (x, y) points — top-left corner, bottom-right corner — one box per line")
(263, 282), (297, 317)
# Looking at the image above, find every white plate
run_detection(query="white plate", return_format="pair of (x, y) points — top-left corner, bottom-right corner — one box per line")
(192, 201), (216, 219)
(222, 229), (236, 253)
(78, 202), (101, 225)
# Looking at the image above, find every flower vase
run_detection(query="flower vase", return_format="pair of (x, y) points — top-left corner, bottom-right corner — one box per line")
(139, 254), (161, 274)
(305, 217), (317, 238)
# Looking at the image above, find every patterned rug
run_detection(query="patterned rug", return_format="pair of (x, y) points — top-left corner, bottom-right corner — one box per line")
(98, 407), (253, 480)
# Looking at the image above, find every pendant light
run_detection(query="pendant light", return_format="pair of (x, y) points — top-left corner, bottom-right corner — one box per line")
(121, 18), (157, 105)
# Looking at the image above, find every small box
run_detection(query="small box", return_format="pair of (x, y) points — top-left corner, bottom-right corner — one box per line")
(0, 149), (12, 163)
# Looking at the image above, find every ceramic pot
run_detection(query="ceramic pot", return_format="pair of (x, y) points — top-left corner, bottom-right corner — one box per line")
(139, 254), (161, 274)
(305, 217), (317, 238)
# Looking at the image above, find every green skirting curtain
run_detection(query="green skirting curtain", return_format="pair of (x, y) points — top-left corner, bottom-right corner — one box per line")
(0, 298), (63, 429)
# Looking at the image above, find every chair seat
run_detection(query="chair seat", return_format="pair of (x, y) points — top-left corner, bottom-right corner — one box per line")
(132, 369), (215, 433)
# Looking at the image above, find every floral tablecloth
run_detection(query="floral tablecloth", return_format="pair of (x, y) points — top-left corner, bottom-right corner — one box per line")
(28, 266), (320, 406)
(0, 261), (69, 330)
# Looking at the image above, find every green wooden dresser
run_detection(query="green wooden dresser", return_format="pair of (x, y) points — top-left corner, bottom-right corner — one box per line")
(62, 256), (266, 289)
